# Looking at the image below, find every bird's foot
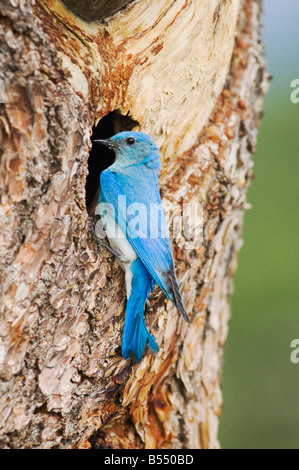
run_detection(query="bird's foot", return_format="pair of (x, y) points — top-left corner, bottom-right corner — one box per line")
(89, 218), (130, 263)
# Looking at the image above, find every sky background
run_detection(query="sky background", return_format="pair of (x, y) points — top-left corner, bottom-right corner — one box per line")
(219, 0), (299, 449)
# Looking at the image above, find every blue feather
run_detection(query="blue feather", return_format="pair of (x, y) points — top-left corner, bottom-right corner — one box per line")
(122, 259), (159, 362)
(100, 171), (172, 291)
(100, 169), (189, 322)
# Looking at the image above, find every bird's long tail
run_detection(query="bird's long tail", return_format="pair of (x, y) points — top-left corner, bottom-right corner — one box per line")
(122, 259), (159, 362)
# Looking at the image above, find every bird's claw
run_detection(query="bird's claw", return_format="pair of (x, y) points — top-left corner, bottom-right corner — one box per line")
(89, 218), (129, 263)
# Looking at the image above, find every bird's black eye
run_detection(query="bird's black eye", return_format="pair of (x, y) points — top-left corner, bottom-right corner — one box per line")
(126, 137), (136, 145)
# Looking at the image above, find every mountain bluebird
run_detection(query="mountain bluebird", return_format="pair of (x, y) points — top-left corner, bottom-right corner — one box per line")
(93, 131), (190, 362)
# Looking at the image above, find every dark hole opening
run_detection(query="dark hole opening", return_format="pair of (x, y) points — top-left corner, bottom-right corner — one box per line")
(86, 111), (139, 211)
(61, 0), (136, 22)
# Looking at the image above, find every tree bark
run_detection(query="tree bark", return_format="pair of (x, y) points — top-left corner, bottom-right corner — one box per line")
(0, 0), (267, 449)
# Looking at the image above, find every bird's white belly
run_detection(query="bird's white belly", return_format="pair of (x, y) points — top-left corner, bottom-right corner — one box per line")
(99, 210), (137, 298)
(103, 211), (137, 262)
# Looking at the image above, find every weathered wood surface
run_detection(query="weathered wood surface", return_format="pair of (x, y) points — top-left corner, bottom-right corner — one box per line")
(0, 0), (267, 448)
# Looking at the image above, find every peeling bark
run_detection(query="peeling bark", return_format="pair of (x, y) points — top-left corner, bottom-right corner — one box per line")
(0, 0), (267, 449)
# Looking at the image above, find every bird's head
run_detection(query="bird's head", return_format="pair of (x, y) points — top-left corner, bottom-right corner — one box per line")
(93, 131), (161, 172)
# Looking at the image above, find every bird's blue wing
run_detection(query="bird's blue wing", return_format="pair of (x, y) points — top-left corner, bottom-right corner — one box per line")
(100, 168), (189, 322)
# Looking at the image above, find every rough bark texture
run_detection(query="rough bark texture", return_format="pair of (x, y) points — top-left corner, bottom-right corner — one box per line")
(0, 0), (267, 449)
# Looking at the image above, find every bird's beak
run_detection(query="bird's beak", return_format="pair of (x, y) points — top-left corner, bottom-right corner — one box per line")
(93, 139), (120, 150)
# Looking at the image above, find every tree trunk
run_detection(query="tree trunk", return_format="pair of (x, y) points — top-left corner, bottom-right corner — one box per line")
(0, 0), (267, 449)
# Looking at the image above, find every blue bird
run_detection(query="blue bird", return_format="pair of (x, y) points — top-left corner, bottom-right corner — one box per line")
(92, 131), (190, 362)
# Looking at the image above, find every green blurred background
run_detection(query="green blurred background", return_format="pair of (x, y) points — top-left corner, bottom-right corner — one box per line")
(219, 0), (299, 449)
